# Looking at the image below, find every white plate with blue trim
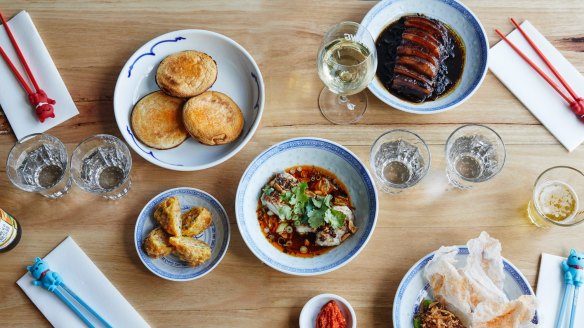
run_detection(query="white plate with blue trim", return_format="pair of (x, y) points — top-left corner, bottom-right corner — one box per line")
(393, 246), (538, 327)
(361, 0), (488, 114)
(134, 187), (230, 281)
(114, 29), (265, 171)
(235, 138), (379, 276)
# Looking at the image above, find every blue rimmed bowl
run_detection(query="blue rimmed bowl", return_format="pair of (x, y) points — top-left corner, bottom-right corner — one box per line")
(134, 187), (230, 281)
(114, 29), (264, 171)
(393, 246), (538, 327)
(235, 138), (379, 276)
(362, 0), (488, 114)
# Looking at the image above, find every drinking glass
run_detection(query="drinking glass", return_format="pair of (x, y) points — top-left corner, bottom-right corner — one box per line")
(317, 21), (377, 125)
(71, 135), (132, 200)
(527, 166), (584, 227)
(445, 124), (505, 189)
(370, 130), (431, 193)
(6, 133), (72, 198)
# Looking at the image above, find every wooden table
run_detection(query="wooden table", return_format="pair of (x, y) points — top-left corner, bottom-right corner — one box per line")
(1, 1), (584, 327)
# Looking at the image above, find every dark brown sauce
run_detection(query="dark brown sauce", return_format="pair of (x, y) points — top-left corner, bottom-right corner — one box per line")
(375, 15), (465, 103)
(256, 166), (353, 258)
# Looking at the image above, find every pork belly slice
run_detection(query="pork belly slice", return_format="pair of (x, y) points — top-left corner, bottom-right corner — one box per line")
(397, 44), (439, 67)
(394, 65), (432, 86)
(401, 32), (441, 57)
(404, 16), (447, 43)
(391, 75), (432, 102)
(396, 55), (438, 79)
(403, 28), (441, 48)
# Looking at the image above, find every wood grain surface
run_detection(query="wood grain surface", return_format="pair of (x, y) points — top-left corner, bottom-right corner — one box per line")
(1, 1), (584, 327)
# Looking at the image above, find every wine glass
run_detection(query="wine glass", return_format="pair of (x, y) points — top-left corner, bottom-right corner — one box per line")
(317, 21), (377, 125)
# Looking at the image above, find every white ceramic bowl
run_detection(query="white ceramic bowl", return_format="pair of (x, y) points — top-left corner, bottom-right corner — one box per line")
(134, 187), (230, 281)
(299, 294), (356, 328)
(362, 0), (488, 114)
(114, 29), (265, 170)
(393, 246), (538, 327)
(235, 138), (378, 276)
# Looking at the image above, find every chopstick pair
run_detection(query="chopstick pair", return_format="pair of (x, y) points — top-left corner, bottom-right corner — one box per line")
(496, 18), (584, 122)
(27, 257), (112, 328)
(0, 11), (55, 122)
(555, 249), (583, 328)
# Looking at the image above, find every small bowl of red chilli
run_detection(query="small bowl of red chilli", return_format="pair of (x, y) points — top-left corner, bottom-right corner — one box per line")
(299, 293), (356, 328)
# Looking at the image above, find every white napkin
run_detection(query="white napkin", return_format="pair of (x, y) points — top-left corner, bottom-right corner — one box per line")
(536, 253), (583, 327)
(489, 20), (584, 152)
(0, 11), (78, 140)
(17, 236), (150, 328)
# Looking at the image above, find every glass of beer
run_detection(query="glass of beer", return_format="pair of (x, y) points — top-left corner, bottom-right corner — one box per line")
(528, 166), (584, 227)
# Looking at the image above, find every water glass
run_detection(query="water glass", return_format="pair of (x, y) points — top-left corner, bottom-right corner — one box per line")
(71, 135), (132, 200)
(445, 124), (505, 189)
(370, 130), (431, 193)
(6, 133), (72, 198)
(527, 166), (584, 227)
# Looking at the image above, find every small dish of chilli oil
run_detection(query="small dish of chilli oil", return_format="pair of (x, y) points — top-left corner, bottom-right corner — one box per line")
(375, 15), (465, 103)
(257, 166), (357, 257)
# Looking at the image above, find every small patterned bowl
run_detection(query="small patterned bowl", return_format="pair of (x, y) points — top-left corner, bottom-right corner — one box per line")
(134, 187), (230, 281)
(361, 0), (489, 114)
(235, 138), (378, 276)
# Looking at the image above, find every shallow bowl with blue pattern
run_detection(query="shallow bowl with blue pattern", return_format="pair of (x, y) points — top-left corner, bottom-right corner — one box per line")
(134, 187), (230, 281)
(393, 247), (538, 327)
(114, 30), (264, 171)
(235, 138), (378, 276)
(361, 0), (488, 114)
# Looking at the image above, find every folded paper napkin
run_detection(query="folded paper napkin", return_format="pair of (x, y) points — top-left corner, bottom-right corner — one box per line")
(489, 20), (584, 152)
(17, 236), (149, 328)
(537, 253), (583, 327)
(0, 11), (78, 140)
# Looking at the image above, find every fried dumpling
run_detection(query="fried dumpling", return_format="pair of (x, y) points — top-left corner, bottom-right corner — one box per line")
(181, 207), (212, 237)
(143, 227), (173, 258)
(169, 236), (212, 267)
(153, 196), (182, 236)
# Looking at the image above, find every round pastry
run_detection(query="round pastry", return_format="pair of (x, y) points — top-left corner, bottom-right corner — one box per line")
(131, 91), (188, 150)
(183, 91), (244, 146)
(156, 50), (218, 98)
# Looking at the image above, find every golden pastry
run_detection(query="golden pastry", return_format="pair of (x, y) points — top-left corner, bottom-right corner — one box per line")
(143, 227), (173, 258)
(131, 91), (188, 149)
(182, 91), (244, 145)
(169, 236), (212, 267)
(156, 50), (217, 98)
(153, 196), (182, 236)
(181, 207), (213, 237)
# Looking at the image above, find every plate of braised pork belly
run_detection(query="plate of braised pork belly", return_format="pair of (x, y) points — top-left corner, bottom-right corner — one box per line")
(362, 0), (488, 114)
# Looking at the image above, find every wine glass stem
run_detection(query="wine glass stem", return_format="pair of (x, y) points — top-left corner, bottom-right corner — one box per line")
(338, 95), (356, 111)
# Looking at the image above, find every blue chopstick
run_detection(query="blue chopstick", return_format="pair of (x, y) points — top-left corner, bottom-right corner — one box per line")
(26, 257), (112, 328)
(556, 249), (584, 328)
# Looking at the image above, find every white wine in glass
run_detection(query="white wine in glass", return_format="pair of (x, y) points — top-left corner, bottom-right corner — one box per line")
(317, 22), (377, 125)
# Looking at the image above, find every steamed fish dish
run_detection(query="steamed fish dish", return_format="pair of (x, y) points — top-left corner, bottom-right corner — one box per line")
(257, 167), (357, 257)
(419, 232), (537, 328)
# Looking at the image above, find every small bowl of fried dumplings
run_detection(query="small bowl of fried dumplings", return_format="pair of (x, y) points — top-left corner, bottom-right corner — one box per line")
(135, 187), (230, 281)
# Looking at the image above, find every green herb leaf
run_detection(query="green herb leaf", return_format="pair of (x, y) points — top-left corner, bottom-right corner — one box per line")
(277, 205), (292, 220)
(311, 196), (323, 208)
(291, 182), (309, 216)
(324, 208), (346, 229)
(280, 191), (293, 202)
(307, 207), (326, 228)
(262, 185), (274, 196)
(323, 194), (333, 208)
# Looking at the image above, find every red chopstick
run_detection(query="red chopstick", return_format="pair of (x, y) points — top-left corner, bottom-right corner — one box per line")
(0, 11), (55, 122)
(496, 18), (584, 120)
(0, 11), (40, 91)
